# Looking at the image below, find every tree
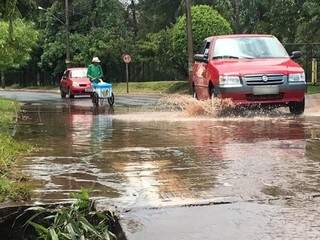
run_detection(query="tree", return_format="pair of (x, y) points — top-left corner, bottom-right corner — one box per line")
(296, 0), (320, 42)
(0, 19), (38, 88)
(0, 0), (36, 38)
(210, 0), (303, 42)
(135, 0), (182, 37)
(39, 0), (130, 81)
(171, 5), (232, 75)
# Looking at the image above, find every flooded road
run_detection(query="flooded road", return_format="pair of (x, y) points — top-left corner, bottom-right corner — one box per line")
(1, 90), (320, 239)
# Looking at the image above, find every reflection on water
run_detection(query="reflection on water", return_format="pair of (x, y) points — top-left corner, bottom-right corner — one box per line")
(14, 103), (320, 210)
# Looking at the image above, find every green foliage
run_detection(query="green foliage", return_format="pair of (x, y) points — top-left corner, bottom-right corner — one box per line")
(0, 98), (29, 172)
(135, 0), (182, 36)
(0, 134), (29, 172)
(3, 0), (320, 84)
(171, 5), (232, 75)
(307, 84), (320, 95)
(0, 19), (38, 72)
(27, 189), (117, 240)
(112, 80), (188, 94)
(296, 0), (320, 42)
(209, 0), (315, 42)
(0, 176), (32, 202)
(172, 5), (232, 53)
(0, 98), (18, 130)
(39, 0), (129, 80)
(0, 98), (32, 202)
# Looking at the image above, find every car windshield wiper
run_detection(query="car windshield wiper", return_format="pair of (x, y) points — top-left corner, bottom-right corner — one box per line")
(212, 55), (239, 59)
(241, 56), (255, 59)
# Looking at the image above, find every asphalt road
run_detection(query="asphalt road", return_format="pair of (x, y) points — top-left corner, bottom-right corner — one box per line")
(0, 89), (161, 108)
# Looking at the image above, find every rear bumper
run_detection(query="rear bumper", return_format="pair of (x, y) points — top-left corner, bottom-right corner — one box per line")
(217, 83), (306, 105)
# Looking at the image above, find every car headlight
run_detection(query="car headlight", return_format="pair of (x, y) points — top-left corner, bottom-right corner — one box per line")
(288, 72), (305, 83)
(219, 75), (242, 87)
(72, 82), (79, 87)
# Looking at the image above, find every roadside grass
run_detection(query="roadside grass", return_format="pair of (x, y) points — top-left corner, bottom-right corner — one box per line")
(112, 81), (189, 94)
(0, 99), (19, 133)
(0, 98), (32, 202)
(307, 84), (320, 95)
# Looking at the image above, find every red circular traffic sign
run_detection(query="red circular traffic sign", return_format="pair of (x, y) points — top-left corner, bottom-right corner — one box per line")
(122, 54), (132, 64)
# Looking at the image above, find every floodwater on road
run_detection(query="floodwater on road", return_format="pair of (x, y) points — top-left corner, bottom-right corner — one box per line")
(4, 91), (320, 239)
(15, 100), (320, 206)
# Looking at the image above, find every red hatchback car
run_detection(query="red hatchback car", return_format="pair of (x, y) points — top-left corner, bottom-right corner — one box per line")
(193, 34), (306, 114)
(60, 68), (92, 98)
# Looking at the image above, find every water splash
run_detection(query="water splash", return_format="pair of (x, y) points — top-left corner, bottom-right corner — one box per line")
(158, 95), (235, 117)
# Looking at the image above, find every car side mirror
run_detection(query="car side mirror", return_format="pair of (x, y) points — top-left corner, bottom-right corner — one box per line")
(290, 51), (302, 60)
(194, 54), (208, 63)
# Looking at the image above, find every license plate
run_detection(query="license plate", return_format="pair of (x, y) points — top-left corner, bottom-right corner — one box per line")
(85, 88), (93, 93)
(253, 86), (279, 95)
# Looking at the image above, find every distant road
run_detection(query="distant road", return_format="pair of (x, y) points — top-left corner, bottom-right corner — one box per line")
(0, 90), (162, 108)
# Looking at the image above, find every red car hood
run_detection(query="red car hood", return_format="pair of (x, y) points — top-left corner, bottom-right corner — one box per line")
(71, 77), (91, 84)
(211, 58), (304, 76)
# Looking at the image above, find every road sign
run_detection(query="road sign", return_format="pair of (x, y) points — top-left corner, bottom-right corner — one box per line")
(122, 54), (131, 93)
(123, 54), (132, 64)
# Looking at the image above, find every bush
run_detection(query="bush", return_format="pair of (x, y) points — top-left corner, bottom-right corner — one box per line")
(171, 5), (232, 75)
(26, 189), (117, 240)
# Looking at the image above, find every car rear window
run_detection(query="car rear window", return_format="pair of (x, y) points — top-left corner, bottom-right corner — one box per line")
(71, 69), (87, 78)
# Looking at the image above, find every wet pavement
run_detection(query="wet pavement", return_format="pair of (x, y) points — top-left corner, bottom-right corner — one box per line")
(1, 90), (320, 239)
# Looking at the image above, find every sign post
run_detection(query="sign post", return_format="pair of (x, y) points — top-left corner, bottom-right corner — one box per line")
(122, 54), (132, 94)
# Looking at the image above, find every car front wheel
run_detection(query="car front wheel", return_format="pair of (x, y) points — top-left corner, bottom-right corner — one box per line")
(60, 88), (66, 98)
(289, 98), (305, 115)
(192, 86), (198, 99)
(68, 88), (74, 99)
(209, 85), (218, 100)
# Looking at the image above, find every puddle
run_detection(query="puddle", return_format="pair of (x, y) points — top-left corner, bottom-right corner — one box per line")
(4, 92), (320, 239)
(13, 100), (320, 207)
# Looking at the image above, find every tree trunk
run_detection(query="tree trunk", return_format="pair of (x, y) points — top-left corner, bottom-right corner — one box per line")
(37, 71), (40, 86)
(233, 0), (241, 33)
(1, 71), (5, 89)
(130, 0), (138, 38)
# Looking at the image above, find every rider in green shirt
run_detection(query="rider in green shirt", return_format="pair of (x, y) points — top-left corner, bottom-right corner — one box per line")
(87, 57), (104, 84)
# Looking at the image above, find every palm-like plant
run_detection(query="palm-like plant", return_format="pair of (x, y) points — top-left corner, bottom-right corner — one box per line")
(25, 189), (117, 240)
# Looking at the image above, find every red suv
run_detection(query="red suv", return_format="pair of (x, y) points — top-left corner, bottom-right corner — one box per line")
(60, 68), (92, 98)
(193, 34), (306, 114)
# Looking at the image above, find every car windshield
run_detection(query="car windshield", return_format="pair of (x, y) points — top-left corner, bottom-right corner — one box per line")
(213, 37), (289, 59)
(71, 69), (87, 78)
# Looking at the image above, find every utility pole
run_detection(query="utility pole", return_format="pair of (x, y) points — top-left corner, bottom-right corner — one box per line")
(185, 0), (193, 92)
(130, 0), (138, 38)
(65, 0), (71, 66)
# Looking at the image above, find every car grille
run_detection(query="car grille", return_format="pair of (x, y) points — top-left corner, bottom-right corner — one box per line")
(243, 74), (285, 86)
(246, 93), (284, 101)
